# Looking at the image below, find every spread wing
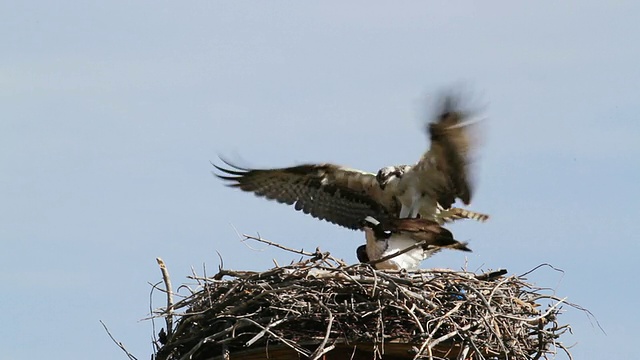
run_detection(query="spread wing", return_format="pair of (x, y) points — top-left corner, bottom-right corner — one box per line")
(392, 93), (480, 216)
(426, 94), (479, 207)
(213, 160), (398, 230)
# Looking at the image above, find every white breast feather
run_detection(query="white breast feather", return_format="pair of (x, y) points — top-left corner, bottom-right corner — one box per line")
(387, 155), (444, 220)
(379, 236), (427, 271)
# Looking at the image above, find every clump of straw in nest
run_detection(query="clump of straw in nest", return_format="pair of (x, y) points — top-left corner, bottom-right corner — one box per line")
(151, 235), (583, 360)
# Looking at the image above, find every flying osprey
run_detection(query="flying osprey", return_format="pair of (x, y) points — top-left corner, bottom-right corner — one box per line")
(356, 216), (471, 270)
(214, 93), (488, 229)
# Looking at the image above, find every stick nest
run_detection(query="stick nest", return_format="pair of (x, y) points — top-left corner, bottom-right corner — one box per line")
(153, 250), (574, 360)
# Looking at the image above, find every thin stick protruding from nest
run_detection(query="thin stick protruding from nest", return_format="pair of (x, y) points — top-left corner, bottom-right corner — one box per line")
(241, 233), (349, 268)
(156, 257), (174, 339)
(100, 320), (139, 360)
(242, 233), (317, 257)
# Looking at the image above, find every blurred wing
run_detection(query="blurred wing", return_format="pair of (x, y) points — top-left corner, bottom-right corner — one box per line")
(213, 160), (394, 230)
(383, 93), (483, 221)
(426, 94), (479, 207)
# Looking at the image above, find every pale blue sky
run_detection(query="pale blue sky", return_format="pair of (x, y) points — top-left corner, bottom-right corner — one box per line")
(2, 2), (639, 359)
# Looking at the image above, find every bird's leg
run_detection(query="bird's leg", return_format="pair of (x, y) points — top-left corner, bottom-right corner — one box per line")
(399, 205), (412, 218)
(407, 192), (422, 218)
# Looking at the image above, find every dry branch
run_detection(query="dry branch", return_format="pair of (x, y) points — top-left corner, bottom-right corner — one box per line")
(156, 257), (174, 338)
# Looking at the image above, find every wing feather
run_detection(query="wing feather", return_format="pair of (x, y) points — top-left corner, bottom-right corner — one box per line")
(399, 93), (479, 212)
(427, 94), (478, 206)
(213, 161), (394, 230)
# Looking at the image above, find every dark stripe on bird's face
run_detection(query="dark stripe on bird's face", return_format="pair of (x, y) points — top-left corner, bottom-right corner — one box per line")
(375, 165), (409, 190)
(362, 217), (392, 239)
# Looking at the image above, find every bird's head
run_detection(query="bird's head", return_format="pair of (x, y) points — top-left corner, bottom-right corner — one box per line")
(360, 216), (391, 239)
(356, 245), (369, 263)
(360, 215), (380, 228)
(376, 165), (409, 190)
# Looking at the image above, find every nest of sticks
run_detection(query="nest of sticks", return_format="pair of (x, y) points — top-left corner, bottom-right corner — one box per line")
(151, 237), (578, 360)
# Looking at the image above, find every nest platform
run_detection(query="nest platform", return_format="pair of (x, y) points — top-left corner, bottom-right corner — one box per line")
(152, 251), (572, 360)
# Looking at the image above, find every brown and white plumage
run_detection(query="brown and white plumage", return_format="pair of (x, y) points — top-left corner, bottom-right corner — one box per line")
(214, 93), (487, 229)
(357, 216), (471, 270)
(376, 95), (479, 219)
(214, 161), (395, 230)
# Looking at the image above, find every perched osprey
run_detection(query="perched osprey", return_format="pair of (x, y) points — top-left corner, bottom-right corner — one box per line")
(356, 216), (471, 270)
(214, 93), (487, 230)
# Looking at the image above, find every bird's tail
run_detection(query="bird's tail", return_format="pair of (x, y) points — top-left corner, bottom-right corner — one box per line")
(437, 240), (472, 252)
(438, 207), (489, 223)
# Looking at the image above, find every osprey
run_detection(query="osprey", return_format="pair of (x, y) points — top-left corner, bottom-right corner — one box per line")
(356, 216), (471, 270)
(214, 94), (487, 229)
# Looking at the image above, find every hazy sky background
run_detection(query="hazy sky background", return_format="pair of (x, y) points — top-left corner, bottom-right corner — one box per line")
(2, 1), (638, 359)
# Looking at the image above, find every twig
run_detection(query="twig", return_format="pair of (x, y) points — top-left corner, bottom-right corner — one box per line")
(519, 263), (565, 278)
(457, 343), (470, 360)
(148, 280), (161, 350)
(100, 320), (138, 360)
(499, 297), (567, 323)
(156, 258), (174, 338)
(309, 300), (336, 360)
(152, 242), (581, 360)
(243, 233), (318, 257)
(367, 239), (427, 267)
(245, 317), (289, 346)
(401, 303), (425, 333)
(240, 318), (311, 357)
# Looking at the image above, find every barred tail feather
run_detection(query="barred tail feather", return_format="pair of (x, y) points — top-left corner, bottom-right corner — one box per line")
(439, 207), (489, 223)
